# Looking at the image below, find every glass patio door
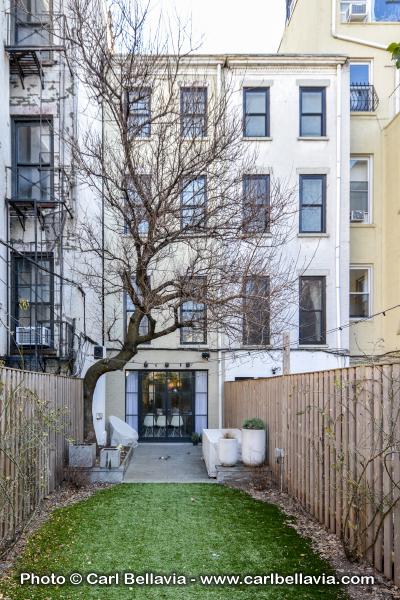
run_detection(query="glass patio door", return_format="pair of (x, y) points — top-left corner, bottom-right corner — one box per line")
(139, 371), (194, 440)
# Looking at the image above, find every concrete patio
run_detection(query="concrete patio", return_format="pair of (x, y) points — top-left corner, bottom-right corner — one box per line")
(123, 443), (214, 483)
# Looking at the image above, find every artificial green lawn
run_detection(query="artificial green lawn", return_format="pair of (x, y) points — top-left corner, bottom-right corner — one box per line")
(0, 484), (347, 599)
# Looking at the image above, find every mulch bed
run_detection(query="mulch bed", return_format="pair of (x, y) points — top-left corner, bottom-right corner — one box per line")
(227, 479), (400, 600)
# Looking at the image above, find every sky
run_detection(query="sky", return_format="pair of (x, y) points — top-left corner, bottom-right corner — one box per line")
(151, 0), (287, 54)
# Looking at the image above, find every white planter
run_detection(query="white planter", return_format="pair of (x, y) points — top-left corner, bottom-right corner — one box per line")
(218, 437), (238, 467)
(241, 429), (266, 466)
(100, 448), (121, 468)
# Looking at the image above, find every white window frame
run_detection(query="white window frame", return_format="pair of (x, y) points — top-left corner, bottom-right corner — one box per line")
(350, 155), (373, 224)
(349, 61), (373, 86)
(349, 265), (372, 319)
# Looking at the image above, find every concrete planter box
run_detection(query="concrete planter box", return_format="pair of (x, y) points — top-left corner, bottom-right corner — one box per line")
(68, 443), (96, 467)
(241, 428), (266, 466)
(65, 443), (135, 484)
(100, 448), (121, 469)
(218, 438), (238, 467)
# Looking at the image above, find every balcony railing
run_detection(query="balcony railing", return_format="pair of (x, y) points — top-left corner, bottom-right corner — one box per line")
(7, 166), (72, 211)
(350, 84), (379, 112)
(5, 10), (66, 50)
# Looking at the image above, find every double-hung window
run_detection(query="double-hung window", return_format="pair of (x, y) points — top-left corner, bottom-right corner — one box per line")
(181, 176), (207, 231)
(299, 175), (326, 233)
(12, 254), (53, 346)
(125, 175), (151, 235)
(243, 175), (270, 233)
(180, 88), (207, 138)
(299, 276), (326, 344)
(14, 0), (52, 49)
(350, 63), (375, 112)
(127, 88), (151, 137)
(180, 277), (207, 344)
(350, 157), (370, 223)
(125, 278), (150, 343)
(13, 118), (53, 204)
(299, 87), (326, 137)
(243, 88), (270, 137)
(350, 267), (371, 318)
(243, 275), (270, 345)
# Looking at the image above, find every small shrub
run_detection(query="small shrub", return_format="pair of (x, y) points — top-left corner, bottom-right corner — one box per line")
(242, 418), (265, 430)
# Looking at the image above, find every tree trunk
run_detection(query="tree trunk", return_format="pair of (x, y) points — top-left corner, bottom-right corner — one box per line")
(82, 347), (138, 442)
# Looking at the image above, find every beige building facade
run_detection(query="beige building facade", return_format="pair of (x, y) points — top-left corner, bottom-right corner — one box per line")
(280, 0), (400, 360)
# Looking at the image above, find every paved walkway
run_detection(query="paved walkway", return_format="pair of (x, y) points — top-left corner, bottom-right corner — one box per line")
(123, 443), (214, 483)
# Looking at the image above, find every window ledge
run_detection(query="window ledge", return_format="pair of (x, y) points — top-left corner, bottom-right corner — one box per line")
(298, 233), (329, 238)
(350, 223), (374, 228)
(181, 137), (209, 142)
(297, 344), (329, 349)
(240, 345), (272, 350)
(242, 137), (273, 142)
(349, 317), (371, 322)
(351, 112), (377, 117)
(297, 136), (329, 141)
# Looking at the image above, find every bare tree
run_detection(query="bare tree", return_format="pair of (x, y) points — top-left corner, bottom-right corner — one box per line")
(66, 0), (300, 441)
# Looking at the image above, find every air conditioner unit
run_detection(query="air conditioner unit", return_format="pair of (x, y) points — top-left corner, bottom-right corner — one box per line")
(93, 345), (106, 359)
(16, 326), (51, 347)
(350, 210), (366, 222)
(346, 2), (368, 21)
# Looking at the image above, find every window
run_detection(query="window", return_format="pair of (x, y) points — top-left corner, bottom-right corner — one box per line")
(349, 63), (376, 111)
(341, 1), (400, 22)
(125, 278), (150, 343)
(350, 157), (370, 223)
(125, 175), (151, 235)
(299, 175), (326, 233)
(180, 88), (207, 138)
(127, 88), (151, 137)
(299, 87), (326, 137)
(14, 0), (51, 48)
(243, 175), (270, 233)
(350, 268), (371, 318)
(13, 118), (53, 203)
(243, 88), (270, 138)
(243, 275), (270, 345)
(372, 0), (400, 21)
(181, 176), (207, 230)
(180, 278), (207, 344)
(12, 254), (53, 345)
(299, 276), (326, 345)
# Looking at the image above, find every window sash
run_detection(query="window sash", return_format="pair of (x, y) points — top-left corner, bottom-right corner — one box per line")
(299, 175), (326, 233)
(242, 175), (270, 233)
(299, 276), (326, 344)
(242, 275), (270, 345)
(180, 88), (207, 138)
(127, 88), (151, 138)
(180, 176), (207, 230)
(350, 268), (370, 318)
(180, 277), (207, 344)
(299, 87), (326, 137)
(243, 88), (270, 137)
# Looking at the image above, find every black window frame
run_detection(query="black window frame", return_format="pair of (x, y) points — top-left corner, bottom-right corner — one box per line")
(180, 175), (207, 231)
(299, 87), (326, 137)
(180, 87), (207, 138)
(243, 87), (270, 138)
(124, 276), (151, 345)
(11, 252), (54, 348)
(12, 117), (54, 203)
(242, 275), (270, 346)
(299, 174), (326, 233)
(242, 174), (270, 233)
(124, 174), (151, 235)
(299, 276), (326, 345)
(127, 87), (152, 138)
(180, 277), (207, 345)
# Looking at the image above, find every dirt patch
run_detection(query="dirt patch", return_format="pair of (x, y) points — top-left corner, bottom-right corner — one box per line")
(227, 480), (400, 600)
(0, 481), (114, 576)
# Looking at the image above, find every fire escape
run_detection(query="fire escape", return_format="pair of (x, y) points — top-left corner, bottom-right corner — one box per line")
(4, 1), (76, 373)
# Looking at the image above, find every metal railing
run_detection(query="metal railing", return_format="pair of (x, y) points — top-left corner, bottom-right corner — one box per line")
(350, 84), (379, 112)
(6, 166), (72, 208)
(5, 10), (66, 50)
(13, 319), (75, 360)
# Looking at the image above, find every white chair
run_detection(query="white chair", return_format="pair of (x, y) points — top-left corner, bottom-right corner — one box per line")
(143, 413), (155, 437)
(156, 415), (167, 437)
(170, 414), (184, 437)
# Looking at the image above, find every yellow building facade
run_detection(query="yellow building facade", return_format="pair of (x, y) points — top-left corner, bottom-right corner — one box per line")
(280, 0), (400, 361)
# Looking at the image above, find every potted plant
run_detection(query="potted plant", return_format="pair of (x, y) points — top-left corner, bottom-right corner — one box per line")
(241, 418), (266, 466)
(191, 432), (201, 446)
(218, 432), (238, 467)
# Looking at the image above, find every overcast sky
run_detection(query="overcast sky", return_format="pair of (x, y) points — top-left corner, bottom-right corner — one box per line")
(151, 0), (287, 54)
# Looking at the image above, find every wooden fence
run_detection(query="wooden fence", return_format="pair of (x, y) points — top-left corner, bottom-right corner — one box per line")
(0, 366), (83, 550)
(224, 363), (400, 584)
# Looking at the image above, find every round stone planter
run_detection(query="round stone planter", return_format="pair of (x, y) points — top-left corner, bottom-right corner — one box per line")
(218, 437), (238, 467)
(241, 428), (266, 466)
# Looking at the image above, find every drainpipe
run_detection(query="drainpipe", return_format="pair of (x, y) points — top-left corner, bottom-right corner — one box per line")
(216, 60), (223, 428)
(335, 64), (343, 362)
(331, 0), (388, 50)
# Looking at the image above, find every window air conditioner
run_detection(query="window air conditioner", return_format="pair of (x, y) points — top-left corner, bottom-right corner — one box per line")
(350, 210), (366, 222)
(16, 326), (51, 347)
(346, 2), (368, 21)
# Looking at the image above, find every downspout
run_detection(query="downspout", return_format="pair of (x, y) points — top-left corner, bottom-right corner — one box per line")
(331, 0), (388, 50)
(335, 64), (343, 361)
(216, 60), (223, 428)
